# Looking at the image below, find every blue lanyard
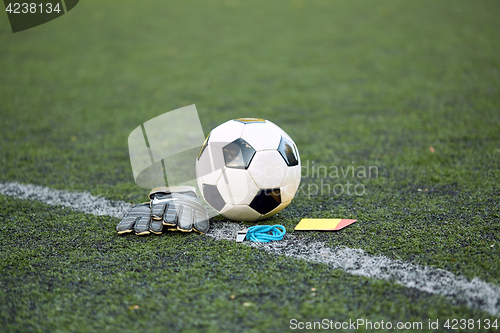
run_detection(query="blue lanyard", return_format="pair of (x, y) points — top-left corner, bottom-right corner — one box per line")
(245, 225), (286, 243)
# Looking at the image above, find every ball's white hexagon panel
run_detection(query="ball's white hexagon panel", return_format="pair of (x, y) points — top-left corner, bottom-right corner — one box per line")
(259, 200), (291, 220)
(208, 120), (245, 148)
(240, 122), (282, 151)
(247, 150), (288, 189)
(220, 204), (262, 222)
(195, 144), (225, 186)
(280, 165), (301, 202)
(265, 120), (293, 142)
(216, 168), (260, 205)
(196, 176), (204, 196)
(220, 204), (261, 222)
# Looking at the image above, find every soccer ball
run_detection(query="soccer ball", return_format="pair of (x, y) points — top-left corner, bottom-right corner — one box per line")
(195, 118), (301, 221)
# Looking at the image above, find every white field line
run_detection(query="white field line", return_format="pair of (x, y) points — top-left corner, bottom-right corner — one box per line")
(1, 181), (499, 317)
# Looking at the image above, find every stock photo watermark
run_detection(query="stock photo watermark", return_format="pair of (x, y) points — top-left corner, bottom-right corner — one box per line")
(297, 160), (379, 198)
(4, 0), (80, 33)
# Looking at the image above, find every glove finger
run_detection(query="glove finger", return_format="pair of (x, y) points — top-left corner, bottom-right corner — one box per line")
(150, 196), (168, 234)
(151, 197), (169, 220)
(163, 202), (178, 226)
(171, 199), (209, 233)
(149, 219), (164, 234)
(117, 203), (149, 234)
(135, 214), (152, 235)
(171, 194), (210, 233)
(177, 206), (194, 232)
(116, 216), (138, 234)
(193, 210), (210, 234)
(180, 196), (209, 233)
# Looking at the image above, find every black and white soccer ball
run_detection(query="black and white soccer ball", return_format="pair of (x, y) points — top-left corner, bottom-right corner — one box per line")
(196, 118), (301, 221)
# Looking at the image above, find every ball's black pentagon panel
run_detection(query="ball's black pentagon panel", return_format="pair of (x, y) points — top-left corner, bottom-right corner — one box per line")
(197, 134), (210, 160)
(202, 184), (226, 212)
(234, 118), (266, 124)
(223, 138), (256, 169)
(249, 188), (281, 214)
(277, 136), (299, 166)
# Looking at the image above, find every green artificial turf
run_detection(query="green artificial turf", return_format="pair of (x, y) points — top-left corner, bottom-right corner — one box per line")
(1, 0), (499, 331)
(0, 196), (494, 332)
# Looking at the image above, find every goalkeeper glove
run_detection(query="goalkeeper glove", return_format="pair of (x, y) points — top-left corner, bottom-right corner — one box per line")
(116, 186), (210, 235)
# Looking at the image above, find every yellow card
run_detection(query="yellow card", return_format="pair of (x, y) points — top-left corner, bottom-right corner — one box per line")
(294, 219), (357, 231)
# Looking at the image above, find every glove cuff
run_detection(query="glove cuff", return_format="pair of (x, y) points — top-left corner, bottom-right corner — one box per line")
(149, 186), (197, 200)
